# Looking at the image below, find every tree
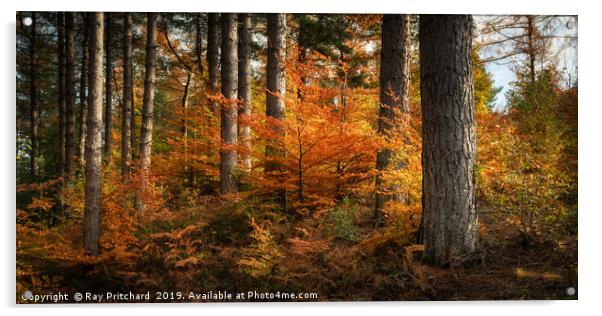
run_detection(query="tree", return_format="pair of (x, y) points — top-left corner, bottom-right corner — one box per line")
(78, 13), (88, 167)
(121, 12), (133, 175)
(57, 12), (66, 177)
(65, 12), (76, 176)
(220, 13), (238, 194)
(196, 13), (204, 75)
(84, 12), (104, 256)
(207, 13), (220, 113)
(139, 13), (159, 187)
(374, 14), (411, 227)
(477, 15), (577, 86)
(104, 13), (113, 161)
(238, 13), (252, 172)
(418, 15), (477, 265)
(265, 13), (287, 206)
(29, 12), (38, 178)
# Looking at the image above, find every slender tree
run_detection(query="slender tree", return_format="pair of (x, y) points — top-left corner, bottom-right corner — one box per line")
(207, 13), (220, 113)
(418, 15), (477, 265)
(219, 13), (239, 194)
(196, 13), (204, 75)
(84, 12), (104, 256)
(238, 13), (252, 172)
(374, 15), (412, 226)
(29, 12), (38, 178)
(78, 13), (88, 167)
(57, 12), (66, 177)
(104, 13), (113, 161)
(139, 12), (159, 199)
(65, 12), (76, 176)
(121, 12), (133, 175)
(265, 13), (287, 206)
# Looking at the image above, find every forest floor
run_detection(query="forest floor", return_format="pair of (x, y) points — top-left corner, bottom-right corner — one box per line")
(18, 195), (578, 302)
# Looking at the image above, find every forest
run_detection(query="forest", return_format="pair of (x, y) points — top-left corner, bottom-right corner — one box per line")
(16, 12), (578, 302)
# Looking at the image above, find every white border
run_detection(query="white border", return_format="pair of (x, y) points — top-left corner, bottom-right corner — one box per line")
(2, 0), (599, 315)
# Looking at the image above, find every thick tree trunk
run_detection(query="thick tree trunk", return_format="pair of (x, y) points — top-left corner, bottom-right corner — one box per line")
(219, 13), (238, 194)
(265, 14), (287, 206)
(78, 13), (88, 167)
(238, 13), (252, 172)
(84, 12), (104, 256)
(104, 14), (113, 162)
(374, 14), (411, 227)
(65, 12), (76, 177)
(139, 13), (158, 177)
(57, 12), (66, 177)
(29, 13), (38, 178)
(207, 13), (220, 114)
(419, 15), (477, 265)
(121, 12), (133, 175)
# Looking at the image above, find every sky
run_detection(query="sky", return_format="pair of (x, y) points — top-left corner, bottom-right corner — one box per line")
(475, 16), (578, 111)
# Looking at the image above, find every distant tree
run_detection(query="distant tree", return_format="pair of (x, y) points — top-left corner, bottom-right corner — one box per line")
(238, 13), (252, 172)
(121, 12), (133, 175)
(477, 15), (577, 86)
(78, 13), (88, 167)
(84, 12), (104, 256)
(65, 12), (76, 176)
(28, 12), (38, 178)
(419, 15), (477, 265)
(207, 13), (220, 113)
(57, 12), (66, 177)
(104, 13), (113, 162)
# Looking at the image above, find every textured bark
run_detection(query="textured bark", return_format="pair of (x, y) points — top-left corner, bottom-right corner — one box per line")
(29, 13), (38, 178)
(196, 13), (204, 75)
(78, 13), (88, 167)
(207, 13), (220, 113)
(139, 13), (158, 174)
(84, 12), (104, 256)
(104, 14), (113, 161)
(121, 12), (132, 175)
(57, 12), (66, 177)
(65, 12), (76, 176)
(265, 13), (287, 170)
(238, 13), (252, 172)
(219, 13), (238, 194)
(419, 15), (477, 265)
(266, 14), (287, 207)
(374, 15), (411, 226)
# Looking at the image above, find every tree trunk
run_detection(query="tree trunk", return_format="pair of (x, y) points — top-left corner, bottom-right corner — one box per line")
(65, 12), (76, 177)
(207, 13), (220, 114)
(265, 13), (287, 207)
(84, 12), (104, 256)
(29, 13), (38, 178)
(526, 16), (536, 86)
(219, 13), (238, 194)
(374, 14), (411, 227)
(121, 12), (133, 175)
(78, 13), (88, 167)
(57, 12), (66, 177)
(238, 13), (252, 172)
(419, 15), (477, 265)
(196, 13), (204, 75)
(139, 13), (158, 179)
(104, 14), (113, 162)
